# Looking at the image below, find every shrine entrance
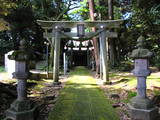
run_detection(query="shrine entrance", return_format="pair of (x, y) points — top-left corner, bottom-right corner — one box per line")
(73, 51), (87, 66)
(37, 20), (123, 84)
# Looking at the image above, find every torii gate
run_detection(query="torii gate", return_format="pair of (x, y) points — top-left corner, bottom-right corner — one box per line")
(37, 20), (123, 85)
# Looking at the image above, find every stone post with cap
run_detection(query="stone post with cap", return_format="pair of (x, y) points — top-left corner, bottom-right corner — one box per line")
(5, 39), (37, 120)
(128, 36), (159, 120)
(53, 26), (62, 85)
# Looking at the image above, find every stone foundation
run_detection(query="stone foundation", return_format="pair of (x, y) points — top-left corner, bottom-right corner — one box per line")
(6, 106), (37, 120)
(5, 100), (38, 120)
(128, 104), (159, 120)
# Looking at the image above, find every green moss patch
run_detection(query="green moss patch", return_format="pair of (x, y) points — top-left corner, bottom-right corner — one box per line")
(48, 66), (119, 120)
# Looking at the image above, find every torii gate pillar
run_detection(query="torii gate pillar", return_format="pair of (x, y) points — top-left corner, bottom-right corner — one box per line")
(53, 26), (61, 85)
(99, 26), (109, 83)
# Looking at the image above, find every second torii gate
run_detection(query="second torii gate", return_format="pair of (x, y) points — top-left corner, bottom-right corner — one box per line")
(37, 20), (123, 85)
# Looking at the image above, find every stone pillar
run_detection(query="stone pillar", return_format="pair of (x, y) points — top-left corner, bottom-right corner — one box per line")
(99, 25), (109, 84)
(44, 41), (49, 78)
(128, 36), (159, 120)
(53, 26), (61, 85)
(70, 40), (74, 68)
(87, 46), (90, 67)
(99, 39), (103, 80)
(5, 39), (37, 120)
(63, 52), (67, 75)
(91, 59), (95, 71)
(15, 62), (27, 101)
(87, 40), (92, 68)
(66, 56), (68, 73)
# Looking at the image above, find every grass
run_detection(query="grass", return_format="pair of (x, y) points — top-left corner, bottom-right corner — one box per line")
(27, 79), (53, 97)
(108, 71), (160, 90)
(106, 71), (160, 103)
(48, 66), (119, 120)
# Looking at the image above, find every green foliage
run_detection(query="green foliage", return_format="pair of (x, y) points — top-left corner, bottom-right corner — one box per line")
(123, 91), (137, 103)
(69, 0), (89, 20)
(5, 5), (34, 31)
(0, 31), (14, 56)
(127, 91), (137, 98)
(117, 0), (160, 67)
(0, 66), (5, 72)
(0, 0), (78, 61)
(2, 2), (46, 58)
(153, 90), (160, 96)
(0, 0), (17, 16)
(30, 0), (76, 20)
(116, 61), (133, 71)
(114, 6), (123, 19)
(131, 3), (160, 66)
(31, 0), (58, 20)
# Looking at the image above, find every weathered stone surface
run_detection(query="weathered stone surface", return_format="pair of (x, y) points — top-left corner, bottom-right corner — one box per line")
(132, 59), (151, 76)
(8, 39), (30, 62)
(10, 100), (33, 112)
(130, 97), (154, 109)
(6, 39), (36, 120)
(6, 104), (37, 120)
(130, 36), (153, 59)
(99, 25), (109, 83)
(8, 50), (29, 61)
(63, 52), (67, 75)
(53, 26), (61, 83)
(128, 35), (159, 120)
(128, 104), (159, 120)
(37, 20), (124, 29)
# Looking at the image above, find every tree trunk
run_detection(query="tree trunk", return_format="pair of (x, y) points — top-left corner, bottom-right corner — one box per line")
(108, 0), (117, 67)
(88, 0), (100, 75)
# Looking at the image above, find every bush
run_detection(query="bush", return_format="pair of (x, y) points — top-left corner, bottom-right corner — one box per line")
(117, 61), (134, 72)
(0, 66), (5, 72)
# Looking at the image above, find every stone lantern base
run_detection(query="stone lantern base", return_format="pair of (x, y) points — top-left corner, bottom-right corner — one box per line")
(5, 100), (38, 120)
(128, 104), (159, 120)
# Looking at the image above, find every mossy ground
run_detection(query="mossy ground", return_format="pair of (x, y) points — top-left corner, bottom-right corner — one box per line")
(103, 71), (160, 104)
(48, 66), (119, 120)
(108, 72), (160, 90)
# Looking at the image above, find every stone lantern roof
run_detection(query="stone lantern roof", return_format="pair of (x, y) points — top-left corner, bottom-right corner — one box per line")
(8, 39), (29, 61)
(130, 36), (153, 59)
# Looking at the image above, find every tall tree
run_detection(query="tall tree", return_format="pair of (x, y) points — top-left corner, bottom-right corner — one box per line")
(108, 0), (118, 67)
(88, 0), (100, 76)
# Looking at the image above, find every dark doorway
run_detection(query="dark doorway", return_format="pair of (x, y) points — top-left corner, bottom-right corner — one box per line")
(73, 50), (87, 66)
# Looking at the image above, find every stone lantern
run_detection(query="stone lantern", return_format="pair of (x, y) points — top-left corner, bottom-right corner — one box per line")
(128, 36), (159, 120)
(6, 39), (37, 120)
